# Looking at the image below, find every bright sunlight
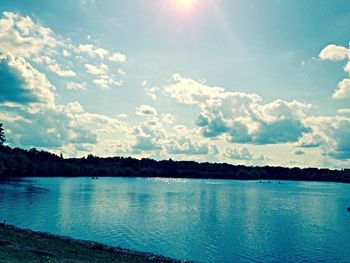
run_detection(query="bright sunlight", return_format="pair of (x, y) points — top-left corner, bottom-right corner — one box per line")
(171, 0), (198, 12)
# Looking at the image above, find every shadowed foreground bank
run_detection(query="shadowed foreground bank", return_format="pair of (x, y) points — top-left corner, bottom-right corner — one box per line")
(0, 224), (189, 263)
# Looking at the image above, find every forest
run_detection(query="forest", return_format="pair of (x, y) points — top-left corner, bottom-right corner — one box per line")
(0, 123), (349, 182)
(0, 145), (349, 183)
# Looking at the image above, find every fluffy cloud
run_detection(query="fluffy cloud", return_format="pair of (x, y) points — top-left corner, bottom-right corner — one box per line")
(297, 132), (323, 148)
(145, 87), (158, 100)
(0, 11), (126, 93)
(62, 49), (71, 57)
(319, 43), (350, 99)
(77, 43), (127, 63)
(136, 105), (158, 116)
(166, 136), (211, 155)
(84, 63), (122, 88)
(132, 120), (164, 151)
(0, 55), (55, 106)
(332, 78), (350, 99)
(165, 73), (254, 105)
(78, 44), (109, 60)
(161, 113), (175, 124)
(319, 44), (349, 61)
(110, 53), (126, 63)
(0, 11), (57, 57)
(166, 74), (311, 144)
(75, 112), (131, 135)
(84, 63), (108, 75)
(130, 118), (217, 157)
(93, 77), (122, 89)
(224, 147), (252, 160)
(323, 118), (350, 160)
(66, 82), (87, 91)
(303, 116), (350, 160)
(33, 56), (76, 77)
(4, 104), (97, 148)
(224, 146), (265, 162)
(0, 11), (128, 151)
(337, 109), (350, 115)
(330, 127), (350, 160)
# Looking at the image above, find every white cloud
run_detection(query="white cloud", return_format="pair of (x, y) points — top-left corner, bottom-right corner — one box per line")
(167, 74), (311, 144)
(146, 87), (158, 100)
(319, 44), (349, 61)
(62, 49), (71, 57)
(0, 112), (30, 123)
(93, 77), (122, 89)
(2, 55), (56, 106)
(332, 78), (350, 99)
(132, 120), (165, 152)
(344, 61), (350, 73)
(0, 11), (127, 92)
(84, 64), (122, 88)
(319, 43), (350, 99)
(165, 73), (246, 105)
(84, 63), (108, 75)
(224, 147), (252, 160)
(75, 112), (131, 134)
(162, 113), (175, 124)
(136, 105), (158, 116)
(166, 136), (210, 155)
(303, 116), (350, 160)
(77, 43), (126, 63)
(3, 103), (98, 149)
(0, 11), (57, 57)
(117, 113), (128, 118)
(33, 55), (76, 77)
(66, 101), (84, 113)
(297, 132), (323, 148)
(224, 146), (265, 162)
(78, 44), (109, 60)
(109, 52), (126, 63)
(0, 11), (131, 155)
(337, 109), (350, 115)
(66, 82), (87, 91)
(116, 68), (125, 75)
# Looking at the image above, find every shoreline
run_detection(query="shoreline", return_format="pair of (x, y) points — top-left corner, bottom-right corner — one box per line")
(0, 224), (190, 263)
(1, 176), (350, 185)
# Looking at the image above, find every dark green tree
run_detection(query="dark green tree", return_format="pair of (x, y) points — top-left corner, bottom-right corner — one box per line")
(0, 123), (5, 145)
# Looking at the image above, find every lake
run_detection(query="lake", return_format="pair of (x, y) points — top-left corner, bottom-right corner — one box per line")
(0, 177), (349, 262)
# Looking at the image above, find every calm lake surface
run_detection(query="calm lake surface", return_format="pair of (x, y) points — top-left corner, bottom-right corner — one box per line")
(0, 177), (349, 262)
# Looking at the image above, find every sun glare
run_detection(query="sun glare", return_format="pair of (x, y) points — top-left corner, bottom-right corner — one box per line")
(172, 0), (198, 13)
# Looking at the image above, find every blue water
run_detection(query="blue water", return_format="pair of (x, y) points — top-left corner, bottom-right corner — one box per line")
(0, 177), (349, 262)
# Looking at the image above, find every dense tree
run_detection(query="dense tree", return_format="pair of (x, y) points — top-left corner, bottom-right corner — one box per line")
(0, 144), (349, 183)
(0, 123), (5, 145)
(0, 125), (347, 181)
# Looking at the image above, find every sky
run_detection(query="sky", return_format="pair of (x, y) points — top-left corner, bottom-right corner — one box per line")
(0, 0), (349, 168)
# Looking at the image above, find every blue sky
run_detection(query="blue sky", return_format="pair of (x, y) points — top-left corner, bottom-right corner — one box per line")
(0, 0), (349, 168)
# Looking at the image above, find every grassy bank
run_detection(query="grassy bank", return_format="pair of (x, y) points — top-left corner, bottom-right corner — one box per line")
(0, 224), (188, 263)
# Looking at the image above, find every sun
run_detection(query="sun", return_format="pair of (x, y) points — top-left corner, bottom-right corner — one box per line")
(171, 0), (198, 12)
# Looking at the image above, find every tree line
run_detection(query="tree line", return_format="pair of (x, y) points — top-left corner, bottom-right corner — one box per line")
(0, 123), (349, 182)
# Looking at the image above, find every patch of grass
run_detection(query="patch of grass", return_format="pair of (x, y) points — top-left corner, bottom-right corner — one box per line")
(0, 225), (191, 263)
